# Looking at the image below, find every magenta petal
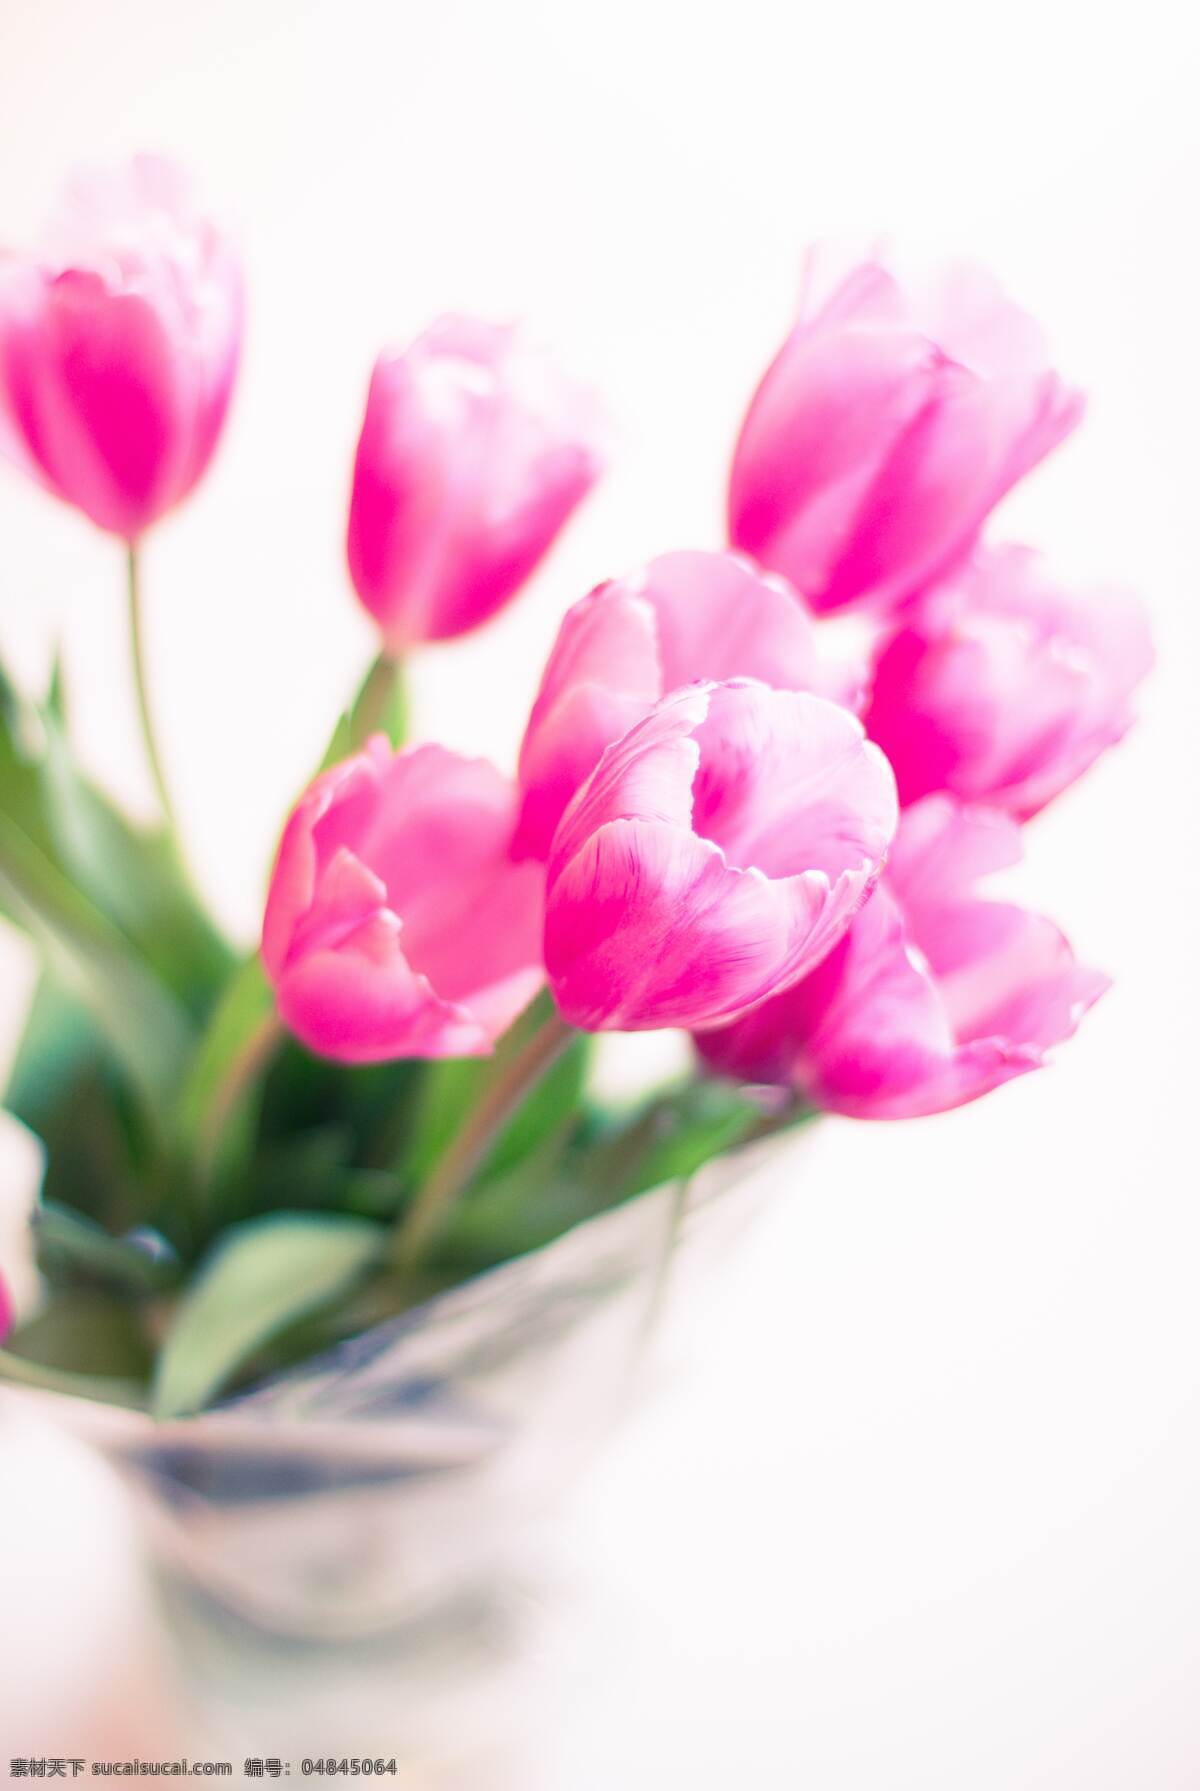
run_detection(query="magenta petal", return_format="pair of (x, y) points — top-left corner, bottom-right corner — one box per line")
(545, 817), (799, 1031)
(0, 156), (241, 537)
(865, 546), (1152, 818)
(697, 793), (1106, 1118)
(516, 552), (850, 862)
(262, 740), (544, 1064)
(728, 244), (1084, 616)
(544, 681), (897, 1033)
(276, 922), (493, 1064)
(346, 316), (603, 648)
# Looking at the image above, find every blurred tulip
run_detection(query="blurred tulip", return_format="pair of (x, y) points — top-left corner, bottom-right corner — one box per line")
(0, 1400), (180, 1754)
(864, 545), (1153, 818)
(262, 739), (545, 1062)
(0, 1111), (43, 1341)
(346, 315), (602, 649)
(0, 154), (242, 538)
(543, 680), (897, 1032)
(728, 245), (1084, 615)
(513, 549), (861, 861)
(697, 796), (1107, 1117)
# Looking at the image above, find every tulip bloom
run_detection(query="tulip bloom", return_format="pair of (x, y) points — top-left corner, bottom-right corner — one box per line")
(346, 315), (602, 649)
(864, 546), (1153, 818)
(697, 796), (1107, 1118)
(0, 155), (242, 538)
(262, 739), (545, 1062)
(543, 680), (897, 1032)
(0, 1113), (43, 1342)
(728, 245), (1084, 615)
(514, 549), (861, 860)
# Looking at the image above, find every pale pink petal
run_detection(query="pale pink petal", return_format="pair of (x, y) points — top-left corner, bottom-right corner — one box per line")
(262, 741), (544, 1064)
(865, 547), (1152, 817)
(516, 552), (847, 861)
(0, 156), (241, 537)
(728, 246), (1083, 615)
(544, 681), (897, 1033)
(347, 316), (602, 648)
(698, 794), (1106, 1118)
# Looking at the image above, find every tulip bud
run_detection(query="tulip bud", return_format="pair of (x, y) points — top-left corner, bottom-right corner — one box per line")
(728, 245), (1084, 615)
(0, 155), (242, 538)
(346, 315), (602, 649)
(543, 680), (897, 1033)
(262, 739), (545, 1063)
(513, 549), (861, 862)
(864, 546), (1153, 818)
(697, 796), (1108, 1117)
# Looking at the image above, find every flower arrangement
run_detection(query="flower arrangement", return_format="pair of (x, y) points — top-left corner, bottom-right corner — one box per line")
(0, 160), (1149, 1427)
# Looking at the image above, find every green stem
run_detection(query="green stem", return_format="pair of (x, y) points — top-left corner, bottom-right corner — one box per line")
(394, 1008), (575, 1270)
(127, 543), (178, 835)
(195, 1006), (284, 1193)
(321, 649), (407, 770)
(353, 649), (404, 746)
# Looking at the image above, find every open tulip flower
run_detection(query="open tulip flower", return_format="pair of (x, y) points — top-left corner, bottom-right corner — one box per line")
(0, 155), (242, 539)
(543, 680), (898, 1032)
(864, 545), (1153, 818)
(263, 739), (546, 1063)
(0, 169), (1145, 1421)
(513, 548), (862, 860)
(728, 245), (1084, 616)
(697, 797), (1108, 1118)
(346, 314), (603, 649)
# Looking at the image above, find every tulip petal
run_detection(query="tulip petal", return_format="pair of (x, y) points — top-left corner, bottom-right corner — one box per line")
(262, 741), (544, 1064)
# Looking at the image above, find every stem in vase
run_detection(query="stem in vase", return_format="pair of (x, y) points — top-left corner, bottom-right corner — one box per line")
(394, 1006), (575, 1271)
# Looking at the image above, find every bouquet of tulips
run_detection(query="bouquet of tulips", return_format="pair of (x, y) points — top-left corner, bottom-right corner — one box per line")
(0, 159), (1150, 1431)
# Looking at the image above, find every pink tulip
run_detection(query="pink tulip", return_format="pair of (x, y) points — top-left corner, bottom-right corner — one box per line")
(543, 680), (897, 1032)
(0, 155), (242, 539)
(0, 1113), (43, 1341)
(514, 549), (861, 860)
(697, 796), (1107, 1117)
(864, 545), (1153, 818)
(262, 739), (545, 1063)
(346, 315), (602, 649)
(728, 245), (1084, 615)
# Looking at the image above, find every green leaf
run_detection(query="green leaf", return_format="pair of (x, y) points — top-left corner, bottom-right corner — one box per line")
(5, 1288), (154, 1382)
(34, 1201), (180, 1295)
(0, 662), (196, 1113)
(0, 806), (192, 1113)
(152, 1212), (385, 1418)
(39, 708), (233, 1013)
(0, 1349), (146, 1411)
(320, 652), (407, 770)
(436, 1076), (788, 1273)
(175, 953), (279, 1191)
(5, 979), (157, 1232)
(595, 1077), (767, 1199)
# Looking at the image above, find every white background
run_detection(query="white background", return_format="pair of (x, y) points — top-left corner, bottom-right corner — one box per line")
(1, 0), (1198, 1783)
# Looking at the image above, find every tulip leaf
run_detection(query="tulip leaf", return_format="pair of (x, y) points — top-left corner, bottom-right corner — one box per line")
(0, 1349), (147, 1411)
(0, 660), (231, 1018)
(174, 952), (281, 1194)
(435, 1077), (795, 1273)
(152, 1212), (385, 1417)
(39, 711), (233, 1013)
(34, 1201), (181, 1295)
(0, 807), (192, 1114)
(5, 1287), (154, 1384)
